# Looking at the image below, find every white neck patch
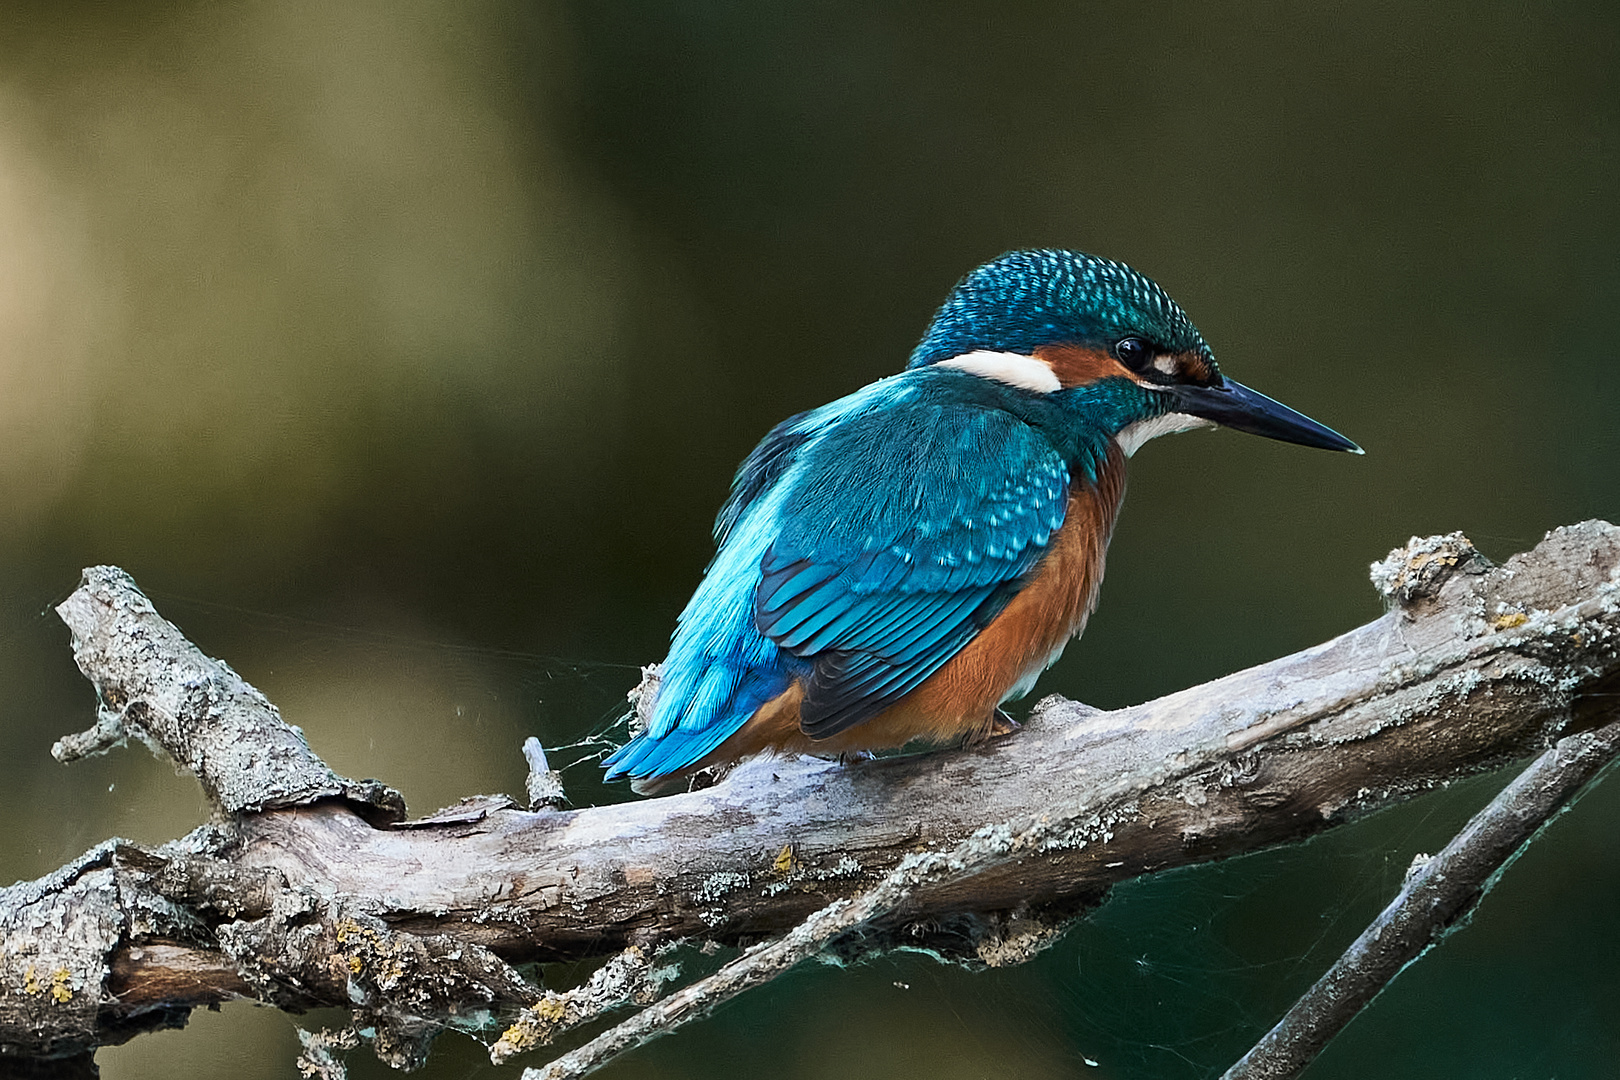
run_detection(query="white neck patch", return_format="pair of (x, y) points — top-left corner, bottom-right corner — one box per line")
(1115, 411), (1215, 457)
(936, 350), (1061, 394)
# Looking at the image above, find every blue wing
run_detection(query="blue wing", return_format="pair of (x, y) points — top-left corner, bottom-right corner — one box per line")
(604, 377), (1069, 781)
(714, 407), (817, 546)
(756, 401), (1069, 737)
(603, 400), (852, 781)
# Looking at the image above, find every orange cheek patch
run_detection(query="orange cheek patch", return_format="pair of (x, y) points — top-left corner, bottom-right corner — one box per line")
(1032, 344), (1129, 388)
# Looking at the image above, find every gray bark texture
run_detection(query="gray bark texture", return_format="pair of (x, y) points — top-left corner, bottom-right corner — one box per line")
(2, 522), (1618, 1075)
(1219, 704), (1620, 1080)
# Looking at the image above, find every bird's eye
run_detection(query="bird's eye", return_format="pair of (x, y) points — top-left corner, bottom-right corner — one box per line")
(1113, 336), (1151, 369)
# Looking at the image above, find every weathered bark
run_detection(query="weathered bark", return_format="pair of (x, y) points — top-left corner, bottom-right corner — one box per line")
(50, 567), (404, 824)
(1, 522), (1617, 1072)
(1222, 711), (1620, 1080)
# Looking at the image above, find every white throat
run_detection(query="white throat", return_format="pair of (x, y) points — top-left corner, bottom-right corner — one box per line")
(936, 350), (1061, 394)
(1115, 412), (1215, 457)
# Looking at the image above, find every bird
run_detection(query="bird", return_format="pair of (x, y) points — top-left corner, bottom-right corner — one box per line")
(604, 249), (1359, 790)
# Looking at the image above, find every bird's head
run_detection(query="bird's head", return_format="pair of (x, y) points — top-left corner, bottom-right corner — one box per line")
(909, 249), (1360, 455)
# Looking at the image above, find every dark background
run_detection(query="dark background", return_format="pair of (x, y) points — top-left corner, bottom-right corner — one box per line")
(1, 2), (1616, 1078)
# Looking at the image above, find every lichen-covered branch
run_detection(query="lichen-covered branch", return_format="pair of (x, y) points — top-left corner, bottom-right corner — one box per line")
(1221, 711), (1620, 1080)
(489, 946), (676, 1066)
(52, 565), (404, 823)
(1, 523), (1617, 1072)
(522, 753), (1181, 1080)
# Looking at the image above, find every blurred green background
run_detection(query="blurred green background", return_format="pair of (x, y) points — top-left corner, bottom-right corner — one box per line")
(1, 2), (1616, 1077)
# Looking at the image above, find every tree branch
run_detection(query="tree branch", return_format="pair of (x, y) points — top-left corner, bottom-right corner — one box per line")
(1221, 710), (1620, 1080)
(1, 522), (1617, 1073)
(51, 566), (405, 824)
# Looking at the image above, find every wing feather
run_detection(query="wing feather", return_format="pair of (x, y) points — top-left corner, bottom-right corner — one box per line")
(755, 402), (1069, 738)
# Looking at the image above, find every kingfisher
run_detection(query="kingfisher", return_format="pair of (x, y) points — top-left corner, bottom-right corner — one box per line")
(605, 249), (1359, 790)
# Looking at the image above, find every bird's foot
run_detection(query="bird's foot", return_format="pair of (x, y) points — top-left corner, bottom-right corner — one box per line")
(988, 708), (1021, 737)
(963, 710), (1021, 748)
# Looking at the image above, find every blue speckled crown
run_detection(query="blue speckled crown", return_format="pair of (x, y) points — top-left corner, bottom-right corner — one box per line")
(908, 249), (1213, 370)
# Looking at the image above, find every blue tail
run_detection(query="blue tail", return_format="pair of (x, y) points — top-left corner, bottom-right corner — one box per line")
(604, 501), (798, 781)
(603, 650), (794, 780)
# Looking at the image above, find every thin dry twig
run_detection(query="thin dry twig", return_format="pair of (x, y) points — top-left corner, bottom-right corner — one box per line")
(490, 946), (678, 1065)
(1221, 713), (1620, 1080)
(526, 708), (1620, 1080)
(520, 816), (1039, 1080)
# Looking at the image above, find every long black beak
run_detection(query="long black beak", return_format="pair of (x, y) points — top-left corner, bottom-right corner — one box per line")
(1170, 378), (1362, 454)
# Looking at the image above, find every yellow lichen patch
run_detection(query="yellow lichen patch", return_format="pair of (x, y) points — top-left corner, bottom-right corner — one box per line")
(490, 994), (568, 1062)
(22, 965), (41, 996)
(348, 956), (364, 974)
(773, 843), (799, 876)
(1491, 612), (1528, 631)
(490, 1024), (537, 1059)
(50, 969), (73, 1003)
(490, 1027), (536, 1060)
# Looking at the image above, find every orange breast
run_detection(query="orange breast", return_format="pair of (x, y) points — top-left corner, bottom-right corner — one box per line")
(684, 442), (1130, 773)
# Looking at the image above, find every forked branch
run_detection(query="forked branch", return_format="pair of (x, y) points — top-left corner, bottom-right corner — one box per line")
(1, 522), (1616, 1077)
(1221, 711), (1620, 1080)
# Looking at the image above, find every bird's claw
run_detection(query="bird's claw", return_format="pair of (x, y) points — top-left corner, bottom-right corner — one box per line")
(963, 709), (1021, 748)
(988, 708), (1021, 737)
